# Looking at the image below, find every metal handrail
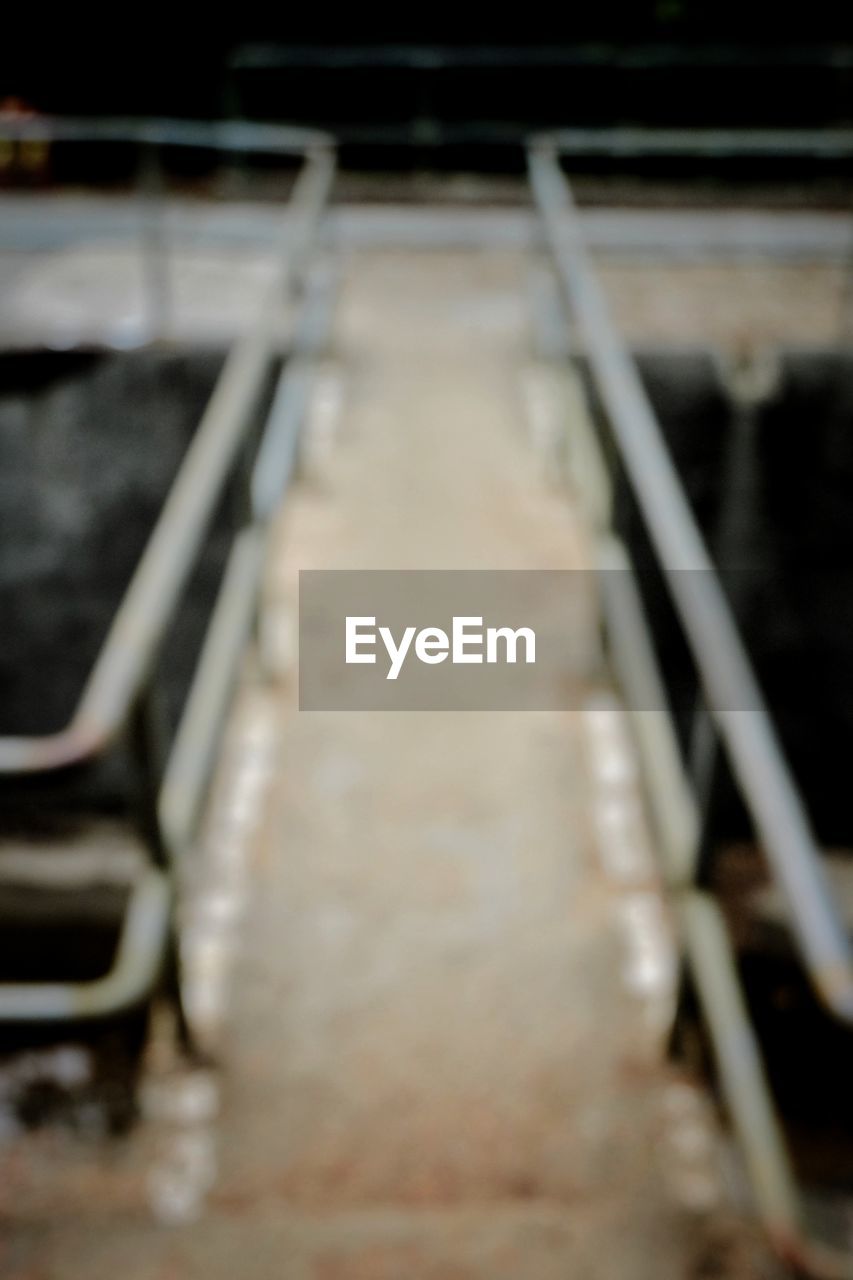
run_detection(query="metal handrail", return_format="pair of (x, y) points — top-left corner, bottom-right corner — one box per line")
(0, 115), (330, 156)
(528, 137), (853, 1276)
(0, 256), (339, 1024)
(229, 42), (853, 74)
(0, 116), (336, 344)
(0, 122), (337, 1024)
(528, 137), (853, 1025)
(532, 126), (853, 158)
(159, 259), (339, 861)
(0, 141), (334, 776)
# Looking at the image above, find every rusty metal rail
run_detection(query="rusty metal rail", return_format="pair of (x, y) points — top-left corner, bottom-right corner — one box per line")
(528, 136), (853, 1277)
(0, 122), (337, 1025)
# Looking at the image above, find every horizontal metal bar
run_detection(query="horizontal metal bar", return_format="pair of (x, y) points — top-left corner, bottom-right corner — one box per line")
(528, 140), (853, 1024)
(230, 42), (853, 72)
(532, 126), (853, 159)
(0, 115), (332, 155)
(0, 144), (335, 776)
(0, 865), (170, 1020)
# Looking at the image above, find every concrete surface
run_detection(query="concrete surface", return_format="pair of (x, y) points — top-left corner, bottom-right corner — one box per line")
(0, 233), (783, 1277)
(1, 198), (848, 351)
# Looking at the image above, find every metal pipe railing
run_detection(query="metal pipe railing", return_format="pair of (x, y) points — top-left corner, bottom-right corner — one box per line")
(0, 867), (171, 1021)
(598, 534), (853, 1279)
(554, 337), (849, 1269)
(159, 258), (339, 860)
(528, 138), (853, 1025)
(528, 136), (853, 1276)
(0, 142), (334, 776)
(0, 116), (335, 345)
(0, 120), (337, 1025)
(532, 126), (853, 159)
(0, 115), (330, 156)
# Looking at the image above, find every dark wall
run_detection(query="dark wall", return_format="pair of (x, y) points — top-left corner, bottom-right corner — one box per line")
(4, 10), (853, 133)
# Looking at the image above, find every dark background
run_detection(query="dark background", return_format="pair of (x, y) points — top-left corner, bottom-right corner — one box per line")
(5, 9), (853, 174)
(4, 9), (853, 126)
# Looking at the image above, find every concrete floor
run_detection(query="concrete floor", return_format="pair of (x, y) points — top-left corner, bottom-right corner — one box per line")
(0, 197), (850, 348)
(0, 228), (794, 1277)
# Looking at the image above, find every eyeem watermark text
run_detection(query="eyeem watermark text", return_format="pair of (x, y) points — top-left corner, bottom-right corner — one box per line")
(345, 616), (536, 680)
(299, 570), (592, 710)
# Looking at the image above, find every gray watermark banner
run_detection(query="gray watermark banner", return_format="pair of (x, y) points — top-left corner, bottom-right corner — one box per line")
(299, 570), (596, 710)
(299, 566), (829, 712)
